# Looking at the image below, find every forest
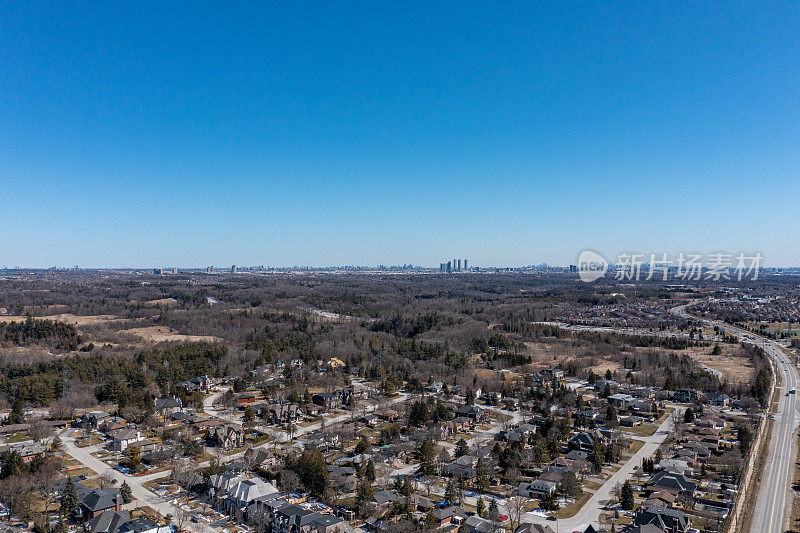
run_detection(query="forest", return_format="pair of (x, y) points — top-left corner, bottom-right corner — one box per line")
(0, 269), (790, 414)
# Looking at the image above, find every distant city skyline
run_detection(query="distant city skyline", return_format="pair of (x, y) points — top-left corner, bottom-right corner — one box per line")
(2, 3), (799, 267)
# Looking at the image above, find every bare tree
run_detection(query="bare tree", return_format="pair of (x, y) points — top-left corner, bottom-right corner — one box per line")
(507, 495), (526, 533)
(172, 508), (191, 533)
(0, 475), (33, 523)
(28, 420), (54, 443)
(98, 471), (116, 490)
(34, 456), (63, 519)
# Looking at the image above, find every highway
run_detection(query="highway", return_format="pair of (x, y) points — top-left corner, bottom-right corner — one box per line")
(671, 303), (798, 533)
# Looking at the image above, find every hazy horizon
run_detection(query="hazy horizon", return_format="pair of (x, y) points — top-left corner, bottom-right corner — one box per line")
(3, 3), (799, 267)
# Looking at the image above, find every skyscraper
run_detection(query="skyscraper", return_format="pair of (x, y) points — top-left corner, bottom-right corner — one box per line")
(464, 259), (468, 271)
(457, 259), (461, 271)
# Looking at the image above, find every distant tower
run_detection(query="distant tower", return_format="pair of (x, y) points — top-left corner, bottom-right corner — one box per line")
(153, 268), (163, 275)
(464, 259), (468, 271)
(446, 261), (452, 273)
(457, 259), (461, 271)
(440, 263), (445, 272)
(453, 259), (457, 272)
(231, 265), (236, 273)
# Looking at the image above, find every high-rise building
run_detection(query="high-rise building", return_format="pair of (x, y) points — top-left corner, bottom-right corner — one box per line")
(231, 265), (237, 273)
(153, 268), (163, 275)
(457, 259), (462, 271)
(464, 259), (468, 271)
(446, 261), (452, 273)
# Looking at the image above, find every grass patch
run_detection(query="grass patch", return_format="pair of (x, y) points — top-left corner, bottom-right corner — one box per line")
(556, 490), (593, 518)
(5, 432), (31, 443)
(627, 440), (645, 454)
(623, 424), (659, 437)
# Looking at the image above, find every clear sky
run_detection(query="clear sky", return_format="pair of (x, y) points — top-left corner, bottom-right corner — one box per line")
(2, 2), (799, 268)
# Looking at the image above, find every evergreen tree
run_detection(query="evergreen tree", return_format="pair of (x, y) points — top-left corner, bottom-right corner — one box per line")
(476, 497), (485, 517)
(488, 498), (499, 522)
(242, 406), (255, 430)
(465, 389), (475, 405)
(120, 481), (133, 504)
(356, 481), (374, 504)
(620, 481), (634, 510)
(475, 458), (490, 492)
(409, 401), (430, 426)
(605, 405), (618, 427)
(455, 438), (469, 458)
(8, 397), (25, 425)
(364, 459), (376, 483)
(444, 481), (457, 504)
(60, 476), (79, 517)
(417, 437), (437, 476)
(0, 450), (26, 479)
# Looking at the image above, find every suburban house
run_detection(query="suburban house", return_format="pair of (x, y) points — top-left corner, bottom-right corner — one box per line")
(263, 403), (301, 425)
(455, 405), (487, 421)
(648, 470), (696, 497)
(673, 389), (702, 403)
(117, 518), (172, 533)
(620, 415), (645, 427)
(153, 397), (182, 420)
(176, 375), (214, 392)
(79, 488), (122, 521)
(568, 430), (609, 452)
(80, 411), (111, 428)
(223, 479), (279, 520)
(607, 393), (636, 410)
(634, 505), (692, 532)
(208, 423), (245, 450)
(465, 516), (494, 533)
(312, 392), (341, 410)
(518, 479), (557, 498)
(86, 510), (130, 533)
(110, 429), (143, 452)
(8, 441), (45, 463)
(514, 525), (555, 533)
(705, 393), (730, 407)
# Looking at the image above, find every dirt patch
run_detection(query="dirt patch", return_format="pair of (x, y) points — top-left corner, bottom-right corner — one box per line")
(120, 326), (219, 343)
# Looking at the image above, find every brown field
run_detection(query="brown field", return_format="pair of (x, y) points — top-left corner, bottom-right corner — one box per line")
(683, 344), (755, 384)
(524, 337), (755, 384)
(144, 298), (179, 306)
(0, 313), (124, 326)
(119, 326), (219, 343)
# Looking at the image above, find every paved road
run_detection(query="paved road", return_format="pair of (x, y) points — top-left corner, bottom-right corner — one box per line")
(519, 405), (683, 532)
(671, 303), (798, 533)
(62, 430), (207, 532)
(203, 387), (409, 441)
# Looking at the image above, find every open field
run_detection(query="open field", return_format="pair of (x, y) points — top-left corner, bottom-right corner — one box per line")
(120, 325), (219, 343)
(0, 313), (124, 326)
(682, 344), (756, 384)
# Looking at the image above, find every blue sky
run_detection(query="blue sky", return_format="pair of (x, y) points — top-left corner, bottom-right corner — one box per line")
(2, 2), (799, 267)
